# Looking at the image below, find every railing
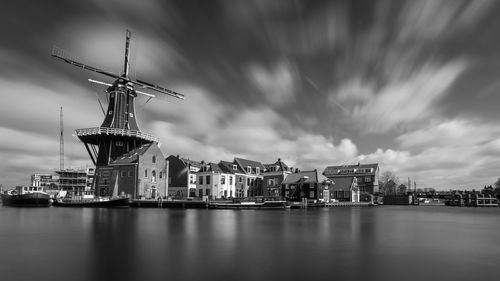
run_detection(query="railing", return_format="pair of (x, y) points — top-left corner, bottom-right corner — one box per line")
(75, 127), (159, 142)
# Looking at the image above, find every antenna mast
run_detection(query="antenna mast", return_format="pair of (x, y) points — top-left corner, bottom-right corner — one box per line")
(60, 106), (64, 171)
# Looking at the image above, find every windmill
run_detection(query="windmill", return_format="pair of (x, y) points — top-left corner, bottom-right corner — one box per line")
(52, 30), (184, 196)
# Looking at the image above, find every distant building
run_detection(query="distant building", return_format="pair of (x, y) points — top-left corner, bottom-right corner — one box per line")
(166, 155), (201, 198)
(329, 176), (360, 202)
(97, 143), (167, 199)
(323, 163), (379, 195)
(31, 173), (57, 188)
(281, 170), (319, 201)
(196, 162), (236, 199)
(233, 157), (265, 197)
(262, 158), (293, 197)
(56, 168), (94, 198)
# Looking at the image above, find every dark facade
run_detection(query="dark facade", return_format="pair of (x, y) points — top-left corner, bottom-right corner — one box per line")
(97, 143), (167, 199)
(281, 170), (319, 201)
(323, 163), (379, 194)
(166, 155), (201, 198)
(262, 158), (292, 198)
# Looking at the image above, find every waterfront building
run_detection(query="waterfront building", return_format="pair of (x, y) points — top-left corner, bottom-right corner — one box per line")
(281, 170), (319, 201)
(328, 176), (360, 202)
(232, 157), (265, 197)
(322, 163), (379, 195)
(97, 143), (167, 199)
(195, 162), (236, 199)
(31, 173), (57, 188)
(166, 155), (202, 198)
(262, 158), (293, 197)
(56, 168), (95, 198)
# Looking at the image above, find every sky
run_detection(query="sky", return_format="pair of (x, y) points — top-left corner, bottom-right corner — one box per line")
(1, 0), (500, 190)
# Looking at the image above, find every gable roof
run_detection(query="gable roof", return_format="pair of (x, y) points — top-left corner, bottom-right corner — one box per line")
(111, 143), (153, 164)
(331, 176), (358, 191)
(263, 158), (290, 172)
(282, 170), (318, 184)
(234, 157), (265, 173)
(197, 162), (225, 174)
(218, 161), (239, 174)
(181, 158), (202, 168)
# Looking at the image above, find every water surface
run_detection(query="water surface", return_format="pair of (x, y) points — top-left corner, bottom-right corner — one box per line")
(1, 206), (499, 281)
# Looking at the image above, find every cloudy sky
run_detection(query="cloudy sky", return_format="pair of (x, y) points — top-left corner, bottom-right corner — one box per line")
(1, 0), (500, 189)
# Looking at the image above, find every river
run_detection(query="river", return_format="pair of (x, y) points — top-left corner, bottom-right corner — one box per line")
(1, 205), (499, 281)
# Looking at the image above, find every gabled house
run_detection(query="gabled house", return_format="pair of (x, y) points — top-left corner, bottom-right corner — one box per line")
(323, 163), (379, 194)
(166, 155), (202, 199)
(233, 157), (265, 198)
(329, 177), (360, 202)
(281, 170), (319, 201)
(99, 143), (167, 199)
(196, 162), (236, 199)
(262, 158), (292, 197)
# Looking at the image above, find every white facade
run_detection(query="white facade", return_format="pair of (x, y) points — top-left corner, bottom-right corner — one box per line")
(196, 170), (236, 199)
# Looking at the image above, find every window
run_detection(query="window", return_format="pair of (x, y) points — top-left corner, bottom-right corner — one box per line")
(128, 170), (133, 177)
(246, 166), (251, 173)
(221, 175), (226, 185)
(152, 156), (156, 163)
(121, 171), (126, 177)
(233, 164), (237, 170)
(159, 172), (163, 179)
(152, 171), (156, 182)
(198, 189), (203, 197)
(365, 177), (371, 182)
(144, 169), (147, 178)
(115, 141), (123, 147)
(229, 176), (233, 185)
(247, 178), (250, 186)
(108, 110), (113, 115)
(239, 177), (242, 183)
(205, 189), (210, 196)
(310, 191), (315, 198)
(199, 176), (203, 185)
(206, 175), (211, 185)
(129, 113), (134, 118)
(256, 167), (260, 175)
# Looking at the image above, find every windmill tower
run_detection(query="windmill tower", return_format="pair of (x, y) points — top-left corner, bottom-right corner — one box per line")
(52, 30), (184, 197)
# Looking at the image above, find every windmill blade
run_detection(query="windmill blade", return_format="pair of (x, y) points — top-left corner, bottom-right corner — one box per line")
(88, 78), (112, 87)
(133, 78), (185, 100)
(52, 46), (120, 80)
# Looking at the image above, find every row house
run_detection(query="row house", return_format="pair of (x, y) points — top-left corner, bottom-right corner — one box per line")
(166, 155), (202, 198)
(281, 170), (319, 201)
(233, 157), (265, 197)
(196, 162), (236, 199)
(323, 163), (379, 195)
(262, 158), (293, 197)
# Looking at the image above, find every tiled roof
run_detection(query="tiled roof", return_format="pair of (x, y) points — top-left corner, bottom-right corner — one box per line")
(323, 163), (379, 176)
(218, 161), (238, 174)
(263, 158), (290, 172)
(282, 170), (318, 184)
(181, 158), (202, 168)
(234, 157), (265, 174)
(111, 143), (153, 164)
(331, 176), (358, 191)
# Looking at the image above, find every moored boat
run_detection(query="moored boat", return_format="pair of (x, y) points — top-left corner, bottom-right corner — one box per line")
(1, 186), (51, 207)
(208, 200), (289, 209)
(52, 196), (130, 208)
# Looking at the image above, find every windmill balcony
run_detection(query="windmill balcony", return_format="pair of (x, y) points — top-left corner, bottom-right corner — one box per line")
(74, 127), (159, 143)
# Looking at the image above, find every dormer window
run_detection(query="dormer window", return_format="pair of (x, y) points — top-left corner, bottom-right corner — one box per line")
(256, 167), (260, 175)
(275, 165), (279, 171)
(233, 164), (237, 170)
(246, 166), (251, 173)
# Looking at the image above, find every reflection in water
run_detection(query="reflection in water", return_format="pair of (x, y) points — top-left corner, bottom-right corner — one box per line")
(1, 206), (500, 281)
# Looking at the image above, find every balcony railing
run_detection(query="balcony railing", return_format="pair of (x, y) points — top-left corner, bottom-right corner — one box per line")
(75, 127), (159, 142)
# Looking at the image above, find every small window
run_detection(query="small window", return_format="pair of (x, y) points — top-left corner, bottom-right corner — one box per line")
(144, 169), (147, 178)
(128, 170), (133, 177)
(256, 167), (260, 175)
(229, 176), (233, 185)
(121, 171), (126, 177)
(115, 141), (123, 147)
(365, 177), (371, 182)
(152, 156), (156, 163)
(199, 176), (203, 185)
(246, 166), (251, 173)
(129, 113), (134, 118)
(233, 164), (237, 170)
(221, 175), (226, 185)
(206, 175), (211, 185)
(159, 172), (163, 179)
(108, 110), (113, 115)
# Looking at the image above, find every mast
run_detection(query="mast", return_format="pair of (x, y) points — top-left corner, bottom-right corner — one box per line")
(60, 106), (64, 171)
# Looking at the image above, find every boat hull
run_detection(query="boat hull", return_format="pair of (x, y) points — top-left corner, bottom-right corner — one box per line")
(52, 197), (130, 208)
(208, 201), (288, 209)
(1, 192), (51, 207)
